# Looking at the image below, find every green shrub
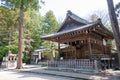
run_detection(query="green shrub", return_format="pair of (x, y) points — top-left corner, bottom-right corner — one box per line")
(23, 53), (30, 64)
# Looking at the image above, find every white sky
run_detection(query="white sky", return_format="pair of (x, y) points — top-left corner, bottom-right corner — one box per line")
(40, 0), (120, 21)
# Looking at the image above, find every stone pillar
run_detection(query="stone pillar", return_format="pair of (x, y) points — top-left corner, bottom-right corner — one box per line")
(94, 60), (99, 73)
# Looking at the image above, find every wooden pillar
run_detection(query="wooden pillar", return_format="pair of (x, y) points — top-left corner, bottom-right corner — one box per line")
(75, 41), (77, 59)
(66, 52), (67, 59)
(58, 42), (60, 60)
(75, 48), (77, 59)
(88, 38), (92, 60)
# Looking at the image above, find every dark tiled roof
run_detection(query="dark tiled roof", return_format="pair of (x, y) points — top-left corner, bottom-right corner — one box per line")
(57, 10), (89, 32)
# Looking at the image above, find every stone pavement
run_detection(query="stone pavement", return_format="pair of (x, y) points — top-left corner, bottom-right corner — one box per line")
(0, 70), (76, 80)
(104, 70), (120, 80)
(3, 65), (120, 80)
(21, 68), (104, 80)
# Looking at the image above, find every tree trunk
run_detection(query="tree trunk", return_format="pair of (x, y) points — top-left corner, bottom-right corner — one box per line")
(17, 0), (24, 69)
(107, 0), (120, 67)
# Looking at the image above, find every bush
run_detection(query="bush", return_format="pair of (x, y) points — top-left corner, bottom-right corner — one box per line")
(0, 45), (18, 62)
(0, 46), (8, 61)
(23, 53), (30, 64)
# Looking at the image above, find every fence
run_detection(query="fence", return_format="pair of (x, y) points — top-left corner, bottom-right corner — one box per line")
(47, 59), (99, 72)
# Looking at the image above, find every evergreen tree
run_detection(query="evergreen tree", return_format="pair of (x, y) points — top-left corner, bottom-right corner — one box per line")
(6, 0), (44, 69)
(42, 10), (59, 34)
(42, 10), (60, 61)
(0, 6), (19, 61)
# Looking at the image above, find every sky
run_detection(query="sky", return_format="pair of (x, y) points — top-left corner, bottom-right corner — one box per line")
(40, 0), (120, 21)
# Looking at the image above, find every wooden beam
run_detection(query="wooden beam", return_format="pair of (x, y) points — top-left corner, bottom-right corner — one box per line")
(60, 38), (86, 44)
(59, 34), (87, 43)
(95, 27), (113, 38)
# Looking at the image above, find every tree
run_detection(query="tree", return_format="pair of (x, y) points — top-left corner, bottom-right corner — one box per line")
(0, 6), (43, 64)
(42, 10), (59, 34)
(107, 0), (120, 67)
(115, 2), (120, 25)
(23, 10), (43, 63)
(0, 6), (19, 48)
(6, 0), (44, 69)
(115, 2), (120, 17)
(87, 10), (110, 26)
(42, 10), (60, 61)
(27, 10), (43, 50)
(0, 6), (19, 61)
(0, 6), (19, 41)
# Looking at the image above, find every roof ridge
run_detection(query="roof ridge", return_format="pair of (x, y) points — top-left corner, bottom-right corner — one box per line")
(67, 10), (89, 24)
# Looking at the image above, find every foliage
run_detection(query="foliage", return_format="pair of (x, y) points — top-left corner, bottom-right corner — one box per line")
(0, 6), (19, 61)
(6, 0), (43, 10)
(23, 52), (30, 64)
(42, 10), (59, 44)
(0, 6), (19, 42)
(115, 2), (120, 26)
(0, 6), (45, 62)
(42, 10), (59, 34)
(5, 0), (44, 68)
(0, 1), (60, 62)
(0, 46), (8, 61)
(27, 10), (43, 50)
(41, 10), (60, 61)
(0, 45), (18, 61)
(115, 2), (120, 17)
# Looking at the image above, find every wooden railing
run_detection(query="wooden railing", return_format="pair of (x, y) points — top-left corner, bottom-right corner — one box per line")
(47, 59), (99, 71)
(91, 54), (110, 60)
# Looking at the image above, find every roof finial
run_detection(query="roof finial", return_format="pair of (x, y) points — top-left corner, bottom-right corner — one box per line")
(97, 18), (102, 24)
(67, 10), (72, 15)
(97, 18), (101, 21)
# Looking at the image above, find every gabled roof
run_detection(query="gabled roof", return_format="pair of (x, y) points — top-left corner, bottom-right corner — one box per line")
(57, 10), (89, 32)
(41, 11), (114, 42)
(66, 10), (89, 24)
